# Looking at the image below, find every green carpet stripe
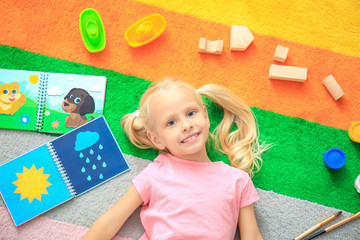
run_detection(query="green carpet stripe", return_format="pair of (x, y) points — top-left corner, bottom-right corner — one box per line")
(1, 45), (359, 213)
(253, 108), (360, 213)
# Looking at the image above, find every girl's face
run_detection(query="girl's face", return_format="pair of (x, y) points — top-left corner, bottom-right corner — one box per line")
(147, 87), (211, 162)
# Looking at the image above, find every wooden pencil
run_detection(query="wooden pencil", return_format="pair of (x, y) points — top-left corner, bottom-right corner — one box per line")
(294, 211), (342, 240)
(302, 211), (360, 240)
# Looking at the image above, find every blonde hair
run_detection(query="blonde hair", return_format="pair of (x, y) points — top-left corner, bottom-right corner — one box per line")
(121, 78), (267, 176)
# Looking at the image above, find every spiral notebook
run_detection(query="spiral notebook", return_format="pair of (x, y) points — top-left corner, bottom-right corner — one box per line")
(0, 116), (130, 226)
(0, 68), (107, 134)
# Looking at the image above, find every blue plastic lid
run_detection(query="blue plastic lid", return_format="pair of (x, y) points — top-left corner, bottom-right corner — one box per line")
(323, 148), (346, 169)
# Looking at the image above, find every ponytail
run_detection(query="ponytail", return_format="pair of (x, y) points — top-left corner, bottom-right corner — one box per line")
(121, 113), (156, 150)
(198, 84), (265, 176)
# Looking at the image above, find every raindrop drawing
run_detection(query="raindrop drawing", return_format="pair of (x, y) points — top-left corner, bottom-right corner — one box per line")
(74, 130), (107, 182)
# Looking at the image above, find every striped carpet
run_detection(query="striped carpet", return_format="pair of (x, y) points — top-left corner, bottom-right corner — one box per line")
(0, 0), (359, 239)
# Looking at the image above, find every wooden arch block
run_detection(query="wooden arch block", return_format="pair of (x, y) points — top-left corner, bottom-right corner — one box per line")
(198, 37), (223, 55)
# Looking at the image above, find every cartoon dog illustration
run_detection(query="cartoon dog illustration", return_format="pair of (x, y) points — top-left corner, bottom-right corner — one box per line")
(62, 88), (95, 128)
(0, 82), (26, 115)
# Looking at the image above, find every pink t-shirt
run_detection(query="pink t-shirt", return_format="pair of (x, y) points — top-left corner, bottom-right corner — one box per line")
(133, 153), (259, 240)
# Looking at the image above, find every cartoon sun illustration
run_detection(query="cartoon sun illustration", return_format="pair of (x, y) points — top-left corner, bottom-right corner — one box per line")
(12, 165), (52, 203)
(29, 74), (39, 84)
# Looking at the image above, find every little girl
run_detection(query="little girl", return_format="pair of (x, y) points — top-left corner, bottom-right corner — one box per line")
(85, 78), (266, 240)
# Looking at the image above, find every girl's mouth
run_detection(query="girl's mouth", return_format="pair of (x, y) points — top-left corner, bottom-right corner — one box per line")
(181, 133), (200, 143)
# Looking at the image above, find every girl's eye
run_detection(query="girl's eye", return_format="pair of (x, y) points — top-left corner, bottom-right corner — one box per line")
(3, 89), (9, 94)
(70, 95), (74, 99)
(167, 120), (176, 126)
(74, 97), (81, 104)
(188, 111), (196, 117)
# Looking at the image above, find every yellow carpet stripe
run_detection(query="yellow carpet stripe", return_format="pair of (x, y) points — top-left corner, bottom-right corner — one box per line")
(135, 0), (360, 57)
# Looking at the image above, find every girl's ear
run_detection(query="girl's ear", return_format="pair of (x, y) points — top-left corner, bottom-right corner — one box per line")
(147, 131), (166, 150)
(203, 106), (210, 127)
(203, 106), (208, 116)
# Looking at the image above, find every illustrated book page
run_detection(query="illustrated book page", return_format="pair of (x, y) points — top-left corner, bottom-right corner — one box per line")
(0, 116), (129, 226)
(0, 68), (107, 134)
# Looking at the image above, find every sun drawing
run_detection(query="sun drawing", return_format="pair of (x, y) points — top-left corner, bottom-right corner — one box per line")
(29, 74), (39, 84)
(12, 165), (52, 203)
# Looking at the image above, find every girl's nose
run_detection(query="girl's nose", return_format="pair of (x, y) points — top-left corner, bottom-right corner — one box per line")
(181, 119), (192, 131)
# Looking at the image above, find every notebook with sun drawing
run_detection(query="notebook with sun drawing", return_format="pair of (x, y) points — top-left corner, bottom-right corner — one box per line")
(0, 68), (107, 134)
(0, 116), (130, 226)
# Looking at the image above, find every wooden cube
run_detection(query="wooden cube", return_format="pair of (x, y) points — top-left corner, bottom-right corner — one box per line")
(273, 45), (289, 62)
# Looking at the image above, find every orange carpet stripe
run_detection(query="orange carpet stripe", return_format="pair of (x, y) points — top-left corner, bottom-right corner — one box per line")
(1, 0), (359, 130)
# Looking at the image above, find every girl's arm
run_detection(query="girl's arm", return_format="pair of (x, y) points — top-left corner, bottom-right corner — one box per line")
(238, 204), (263, 240)
(84, 184), (143, 240)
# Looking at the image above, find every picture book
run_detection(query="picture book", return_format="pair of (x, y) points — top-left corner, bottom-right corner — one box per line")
(0, 68), (107, 134)
(0, 116), (130, 226)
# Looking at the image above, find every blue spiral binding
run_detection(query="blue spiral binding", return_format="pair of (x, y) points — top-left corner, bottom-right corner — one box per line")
(46, 142), (77, 197)
(35, 73), (49, 131)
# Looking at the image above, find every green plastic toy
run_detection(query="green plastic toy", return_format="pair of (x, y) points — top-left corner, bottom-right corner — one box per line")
(79, 8), (106, 53)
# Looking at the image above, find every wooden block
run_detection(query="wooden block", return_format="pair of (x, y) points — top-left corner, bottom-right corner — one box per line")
(198, 37), (223, 55)
(273, 45), (289, 62)
(322, 74), (345, 100)
(269, 64), (307, 82)
(230, 26), (254, 51)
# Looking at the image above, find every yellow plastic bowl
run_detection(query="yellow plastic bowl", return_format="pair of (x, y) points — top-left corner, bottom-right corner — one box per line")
(125, 14), (166, 47)
(349, 121), (360, 143)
